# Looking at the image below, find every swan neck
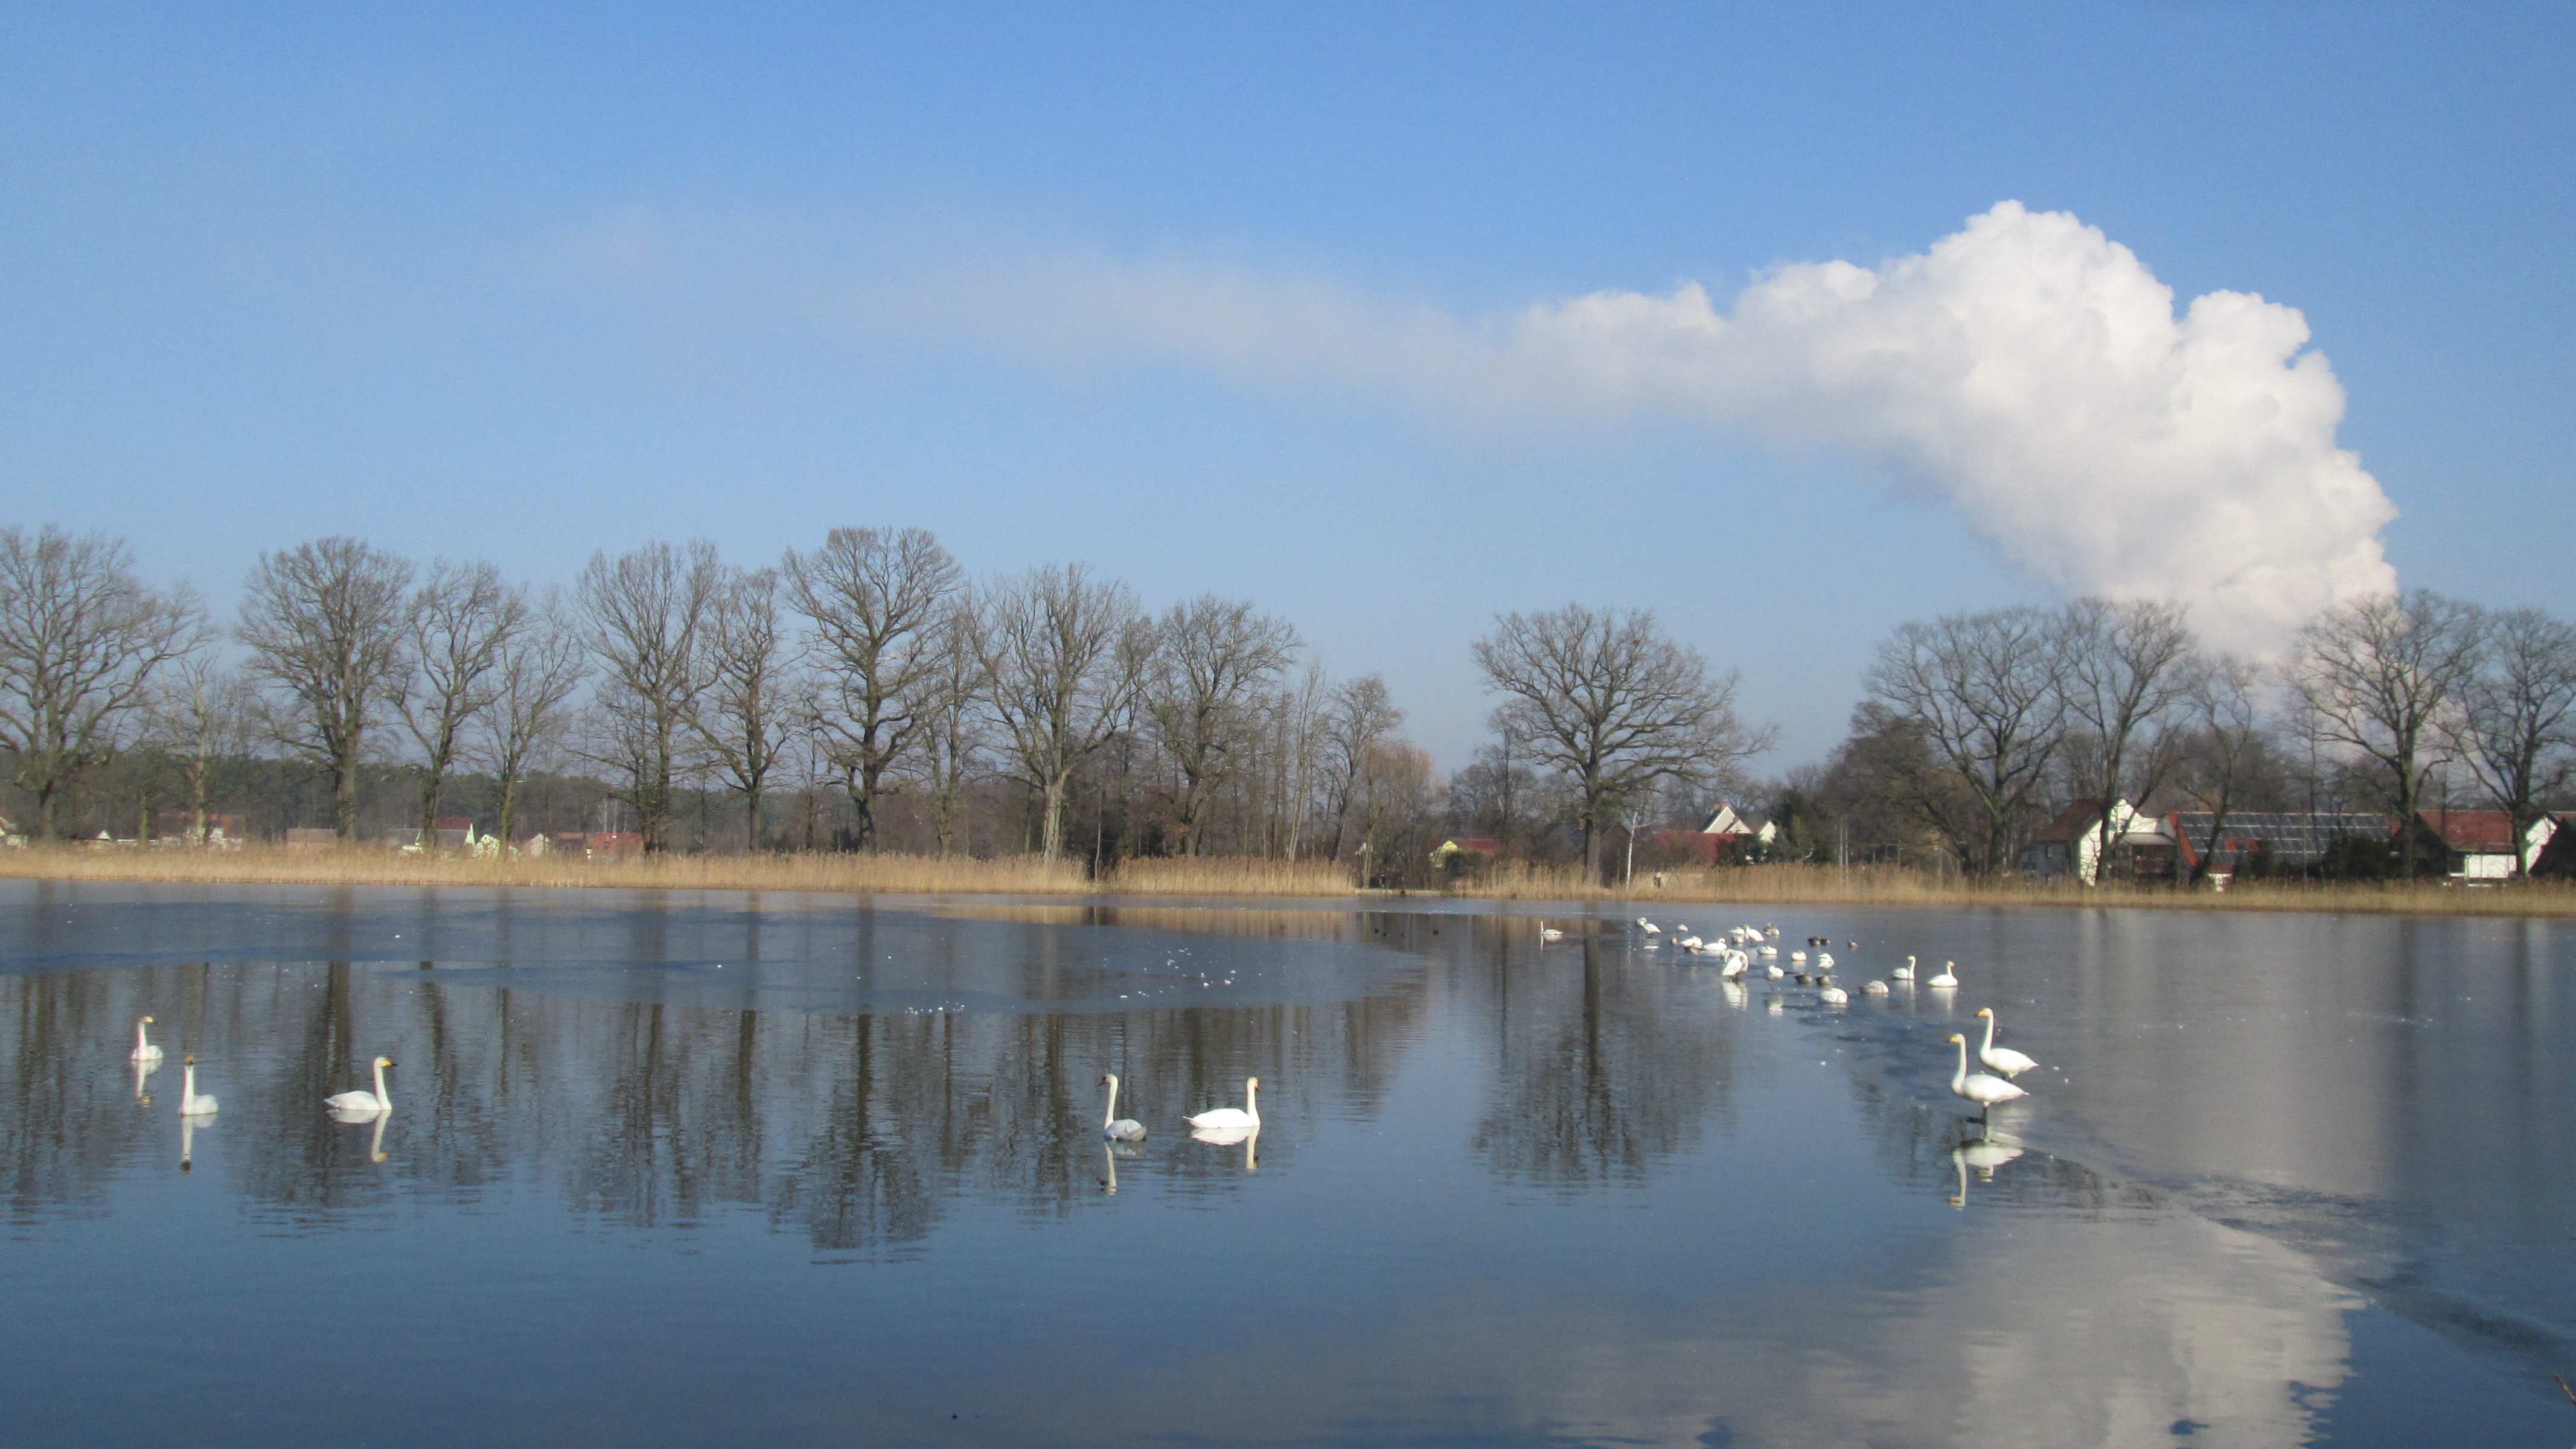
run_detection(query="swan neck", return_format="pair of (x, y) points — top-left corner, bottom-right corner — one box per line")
(1952, 1038), (1968, 1090)
(1247, 1080), (1259, 1124)
(373, 1060), (391, 1110)
(1103, 1075), (1119, 1129)
(1981, 1014), (1997, 1053)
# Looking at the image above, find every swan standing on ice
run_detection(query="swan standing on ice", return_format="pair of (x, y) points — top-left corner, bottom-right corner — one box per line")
(1098, 1073), (1147, 1141)
(1928, 960), (1960, 990)
(1635, 918), (1661, 935)
(130, 1015), (164, 1062)
(1946, 1034), (2025, 1122)
(1973, 1008), (2040, 1077)
(1891, 956), (1916, 982)
(324, 1056), (395, 1114)
(1187, 1076), (1260, 1140)
(178, 1056), (219, 1117)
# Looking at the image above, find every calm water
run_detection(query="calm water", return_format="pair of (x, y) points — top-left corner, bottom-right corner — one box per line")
(5, 881), (2574, 1448)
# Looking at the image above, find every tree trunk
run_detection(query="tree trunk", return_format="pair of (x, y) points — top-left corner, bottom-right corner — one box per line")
(337, 751), (361, 840)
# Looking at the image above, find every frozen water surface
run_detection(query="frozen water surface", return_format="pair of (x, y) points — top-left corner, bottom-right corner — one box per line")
(4, 879), (2572, 1447)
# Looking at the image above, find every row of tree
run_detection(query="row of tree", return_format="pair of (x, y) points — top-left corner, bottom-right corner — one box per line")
(1744, 593), (2576, 880)
(0, 526), (1765, 880)
(5, 522), (2563, 883)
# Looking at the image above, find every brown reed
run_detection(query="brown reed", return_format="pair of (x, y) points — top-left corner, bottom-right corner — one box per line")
(2, 843), (2570, 916)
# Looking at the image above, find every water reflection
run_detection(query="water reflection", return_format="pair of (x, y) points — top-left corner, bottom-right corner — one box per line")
(4, 882), (2575, 1445)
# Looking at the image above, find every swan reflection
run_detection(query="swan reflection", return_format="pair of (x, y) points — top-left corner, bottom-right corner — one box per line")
(179, 1112), (200, 1174)
(1187, 1125), (1258, 1171)
(1947, 1140), (2023, 1208)
(132, 1056), (158, 1105)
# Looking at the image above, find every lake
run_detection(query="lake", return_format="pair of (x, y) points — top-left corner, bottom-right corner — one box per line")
(4, 879), (2572, 1447)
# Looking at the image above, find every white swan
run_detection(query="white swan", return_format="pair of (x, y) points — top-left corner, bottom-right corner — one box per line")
(1891, 955), (1916, 982)
(1789, 950), (1807, 965)
(1861, 979), (1890, 996)
(1539, 922), (1564, 941)
(1765, 962), (1785, 979)
(1818, 984), (1849, 1005)
(1635, 918), (1661, 935)
(1098, 1073), (1146, 1141)
(178, 1055), (219, 1116)
(130, 1015), (164, 1062)
(1947, 1033), (2026, 1119)
(1974, 1008), (2041, 1078)
(1186, 1076), (1260, 1135)
(1928, 960), (1959, 989)
(1815, 952), (1835, 971)
(324, 1056), (395, 1113)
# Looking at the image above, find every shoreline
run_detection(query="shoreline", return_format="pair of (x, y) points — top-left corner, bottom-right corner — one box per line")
(5, 846), (2574, 918)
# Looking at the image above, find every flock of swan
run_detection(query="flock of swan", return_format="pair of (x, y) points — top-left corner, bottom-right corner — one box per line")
(127, 1015), (400, 1168)
(1588, 916), (2045, 1134)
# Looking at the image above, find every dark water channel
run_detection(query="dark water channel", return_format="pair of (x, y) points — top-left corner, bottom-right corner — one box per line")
(4, 880), (2573, 1447)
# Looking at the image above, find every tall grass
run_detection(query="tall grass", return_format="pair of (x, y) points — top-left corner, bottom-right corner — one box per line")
(4, 844), (2571, 916)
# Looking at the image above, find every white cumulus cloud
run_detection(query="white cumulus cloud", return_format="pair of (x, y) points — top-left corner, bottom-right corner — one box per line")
(851, 202), (2398, 652)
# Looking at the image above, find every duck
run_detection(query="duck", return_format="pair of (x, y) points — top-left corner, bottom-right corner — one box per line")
(1186, 1076), (1260, 1135)
(1928, 960), (1960, 989)
(130, 1015), (164, 1063)
(1974, 1008), (2041, 1078)
(1946, 1034), (2026, 1121)
(178, 1055), (219, 1117)
(323, 1056), (395, 1114)
(1891, 955), (1916, 982)
(1098, 1073), (1147, 1141)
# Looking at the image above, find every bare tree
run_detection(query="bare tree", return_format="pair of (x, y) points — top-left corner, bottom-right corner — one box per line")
(980, 563), (1144, 863)
(2174, 654), (2266, 886)
(578, 540), (720, 854)
(1474, 604), (1769, 875)
(697, 565), (791, 850)
(402, 560), (527, 844)
(2286, 590), (2484, 876)
(1140, 595), (1301, 856)
(2447, 606), (2576, 875)
(912, 594), (989, 857)
(478, 590), (587, 848)
(1321, 673), (1402, 861)
(2057, 597), (2198, 881)
(784, 527), (963, 851)
(1862, 606), (2064, 875)
(0, 526), (206, 839)
(145, 654), (252, 845)
(237, 537), (415, 840)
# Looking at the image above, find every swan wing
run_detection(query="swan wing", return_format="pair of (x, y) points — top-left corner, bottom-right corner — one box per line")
(323, 1090), (383, 1111)
(1106, 1119), (1147, 1140)
(1186, 1108), (1253, 1130)
(1964, 1073), (2027, 1105)
(1981, 1046), (2041, 1076)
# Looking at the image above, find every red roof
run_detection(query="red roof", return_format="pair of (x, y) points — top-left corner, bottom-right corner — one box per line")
(2420, 810), (2522, 851)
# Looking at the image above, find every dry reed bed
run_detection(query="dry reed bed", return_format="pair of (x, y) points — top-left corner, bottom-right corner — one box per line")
(2, 847), (2572, 916)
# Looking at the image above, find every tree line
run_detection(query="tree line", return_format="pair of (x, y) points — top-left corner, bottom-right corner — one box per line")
(1745, 593), (2576, 881)
(0, 525), (1763, 883)
(4, 521), (2562, 884)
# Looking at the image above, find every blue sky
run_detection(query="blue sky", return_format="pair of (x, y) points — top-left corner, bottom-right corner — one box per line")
(4, 4), (2570, 768)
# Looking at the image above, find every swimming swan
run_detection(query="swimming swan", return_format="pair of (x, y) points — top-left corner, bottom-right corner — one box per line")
(1861, 979), (1890, 996)
(1974, 1008), (2041, 1078)
(1947, 1034), (2026, 1119)
(1186, 1076), (1260, 1134)
(324, 1056), (395, 1114)
(179, 1056), (219, 1117)
(1928, 960), (1960, 989)
(1539, 922), (1564, 941)
(1099, 1073), (1146, 1140)
(1891, 956), (1916, 982)
(131, 1015), (164, 1062)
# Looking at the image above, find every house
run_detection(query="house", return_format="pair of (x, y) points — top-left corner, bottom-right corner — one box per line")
(154, 812), (246, 846)
(1429, 836), (1501, 866)
(2408, 809), (2558, 880)
(2019, 800), (2173, 883)
(2165, 812), (2393, 882)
